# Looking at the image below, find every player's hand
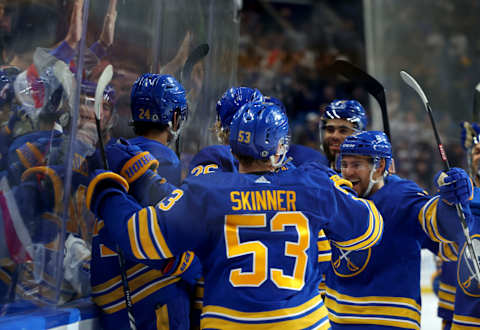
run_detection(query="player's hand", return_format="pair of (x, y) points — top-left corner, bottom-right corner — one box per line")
(435, 167), (473, 206)
(106, 138), (159, 183)
(99, 0), (117, 47)
(461, 121), (480, 150)
(86, 169), (129, 214)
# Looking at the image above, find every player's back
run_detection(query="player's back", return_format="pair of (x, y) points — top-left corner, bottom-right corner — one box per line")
(129, 136), (181, 185)
(188, 144), (238, 176)
(153, 164), (382, 329)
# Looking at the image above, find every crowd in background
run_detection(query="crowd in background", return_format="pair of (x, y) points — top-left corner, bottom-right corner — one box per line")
(238, 0), (480, 192)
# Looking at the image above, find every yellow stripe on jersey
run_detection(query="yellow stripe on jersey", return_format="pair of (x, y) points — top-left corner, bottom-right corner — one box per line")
(440, 282), (456, 294)
(326, 287), (421, 328)
(127, 214), (147, 259)
(453, 314), (480, 329)
(148, 207), (173, 258)
(333, 199), (383, 251)
(170, 251), (195, 276)
(419, 196), (454, 243)
(439, 242), (458, 262)
(438, 290), (455, 303)
(92, 264), (148, 294)
(94, 272), (180, 314)
(127, 207), (173, 260)
(326, 287), (421, 311)
(317, 230), (332, 262)
(138, 208), (161, 259)
(438, 301), (454, 311)
(201, 297), (330, 329)
(328, 312), (419, 329)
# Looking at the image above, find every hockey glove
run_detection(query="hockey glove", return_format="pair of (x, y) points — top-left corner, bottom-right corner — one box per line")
(86, 169), (129, 216)
(461, 121), (480, 150)
(106, 138), (159, 184)
(435, 167), (473, 206)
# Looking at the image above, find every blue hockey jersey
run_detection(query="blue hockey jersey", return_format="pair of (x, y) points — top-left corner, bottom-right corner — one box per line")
(91, 136), (200, 330)
(188, 144), (238, 175)
(325, 174), (457, 330)
(95, 162), (383, 329)
(448, 186), (480, 329)
(287, 144), (328, 167)
(437, 260), (456, 327)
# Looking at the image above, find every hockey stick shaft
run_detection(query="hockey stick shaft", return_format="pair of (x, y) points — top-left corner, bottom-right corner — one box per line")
(401, 70), (480, 281)
(95, 66), (137, 330)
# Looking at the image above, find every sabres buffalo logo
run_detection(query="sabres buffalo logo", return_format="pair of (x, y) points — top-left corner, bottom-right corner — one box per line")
(331, 246), (371, 277)
(458, 235), (480, 297)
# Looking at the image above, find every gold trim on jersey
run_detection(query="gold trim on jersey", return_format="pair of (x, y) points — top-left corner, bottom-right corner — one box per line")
(332, 199), (383, 251)
(452, 314), (480, 329)
(201, 295), (330, 329)
(325, 287), (421, 329)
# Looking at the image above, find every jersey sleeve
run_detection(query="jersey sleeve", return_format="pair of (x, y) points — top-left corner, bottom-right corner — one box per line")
(324, 174), (383, 251)
(99, 182), (206, 263)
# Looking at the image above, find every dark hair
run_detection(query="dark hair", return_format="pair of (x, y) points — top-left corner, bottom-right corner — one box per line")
(131, 121), (168, 136)
(233, 153), (269, 167)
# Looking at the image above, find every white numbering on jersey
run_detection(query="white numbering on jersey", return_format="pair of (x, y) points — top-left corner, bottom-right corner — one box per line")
(224, 211), (310, 290)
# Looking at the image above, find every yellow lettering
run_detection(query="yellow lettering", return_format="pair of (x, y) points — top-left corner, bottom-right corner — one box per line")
(231, 191), (242, 211)
(287, 191), (296, 211)
(277, 190), (286, 211)
(255, 191), (267, 211)
(267, 190), (277, 210)
(241, 191), (252, 210)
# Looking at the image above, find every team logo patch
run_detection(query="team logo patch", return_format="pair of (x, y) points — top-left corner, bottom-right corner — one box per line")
(458, 235), (480, 297)
(331, 246), (371, 277)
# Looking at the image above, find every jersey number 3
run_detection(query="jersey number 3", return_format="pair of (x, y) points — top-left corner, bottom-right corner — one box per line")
(225, 212), (310, 291)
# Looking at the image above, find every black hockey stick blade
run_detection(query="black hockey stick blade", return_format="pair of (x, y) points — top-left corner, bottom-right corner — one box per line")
(180, 43), (210, 84)
(329, 60), (391, 142)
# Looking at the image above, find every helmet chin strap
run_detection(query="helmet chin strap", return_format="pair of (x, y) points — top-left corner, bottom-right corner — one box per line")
(362, 166), (380, 197)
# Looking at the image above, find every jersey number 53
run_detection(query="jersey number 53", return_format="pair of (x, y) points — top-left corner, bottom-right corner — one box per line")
(224, 211), (310, 291)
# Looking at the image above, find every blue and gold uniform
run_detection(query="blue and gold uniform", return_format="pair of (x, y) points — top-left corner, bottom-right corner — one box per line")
(188, 145), (238, 175)
(326, 174), (458, 330)
(91, 136), (200, 330)
(91, 162), (383, 329)
(437, 260), (456, 330)
(444, 187), (480, 329)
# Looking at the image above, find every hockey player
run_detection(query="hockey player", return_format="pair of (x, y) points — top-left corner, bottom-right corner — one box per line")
(90, 73), (201, 330)
(86, 101), (383, 329)
(431, 121), (480, 329)
(188, 86), (263, 175)
(262, 95), (328, 167)
(325, 130), (473, 329)
(321, 99), (367, 169)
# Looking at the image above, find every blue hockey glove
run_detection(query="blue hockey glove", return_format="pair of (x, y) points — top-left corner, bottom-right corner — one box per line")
(435, 167), (473, 206)
(86, 169), (129, 216)
(106, 138), (159, 184)
(461, 121), (480, 150)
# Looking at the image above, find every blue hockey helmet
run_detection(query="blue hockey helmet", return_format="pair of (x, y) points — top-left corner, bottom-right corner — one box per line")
(229, 101), (289, 167)
(322, 99), (368, 131)
(216, 87), (264, 129)
(340, 130), (392, 172)
(263, 96), (286, 113)
(130, 74), (188, 128)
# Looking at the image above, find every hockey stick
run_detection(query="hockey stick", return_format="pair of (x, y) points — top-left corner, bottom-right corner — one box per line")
(176, 43), (210, 157)
(95, 64), (137, 330)
(330, 60), (391, 142)
(180, 43), (210, 85)
(473, 83), (480, 123)
(400, 70), (480, 282)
